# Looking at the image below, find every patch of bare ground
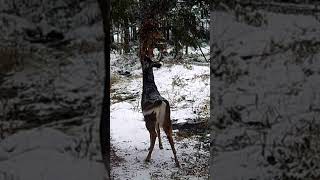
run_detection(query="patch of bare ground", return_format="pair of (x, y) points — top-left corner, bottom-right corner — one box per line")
(110, 144), (125, 167)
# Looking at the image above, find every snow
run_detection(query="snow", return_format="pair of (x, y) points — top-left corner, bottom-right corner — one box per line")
(110, 102), (145, 148)
(110, 53), (210, 179)
(0, 0), (210, 178)
(114, 63), (210, 123)
(110, 104), (209, 179)
(0, 128), (106, 180)
(186, 45), (210, 56)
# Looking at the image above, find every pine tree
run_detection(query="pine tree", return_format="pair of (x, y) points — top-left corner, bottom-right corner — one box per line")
(111, 0), (139, 53)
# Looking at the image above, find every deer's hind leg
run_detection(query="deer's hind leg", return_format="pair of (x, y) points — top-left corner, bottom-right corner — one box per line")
(163, 108), (180, 167)
(145, 113), (157, 162)
(156, 123), (163, 149)
(163, 125), (180, 167)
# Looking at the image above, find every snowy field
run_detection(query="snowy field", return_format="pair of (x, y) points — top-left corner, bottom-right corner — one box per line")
(110, 52), (210, 179)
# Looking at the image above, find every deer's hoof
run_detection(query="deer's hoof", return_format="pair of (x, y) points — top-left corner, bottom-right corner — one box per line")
(145, 158), (150, 162)
(159, 145), (163, 150)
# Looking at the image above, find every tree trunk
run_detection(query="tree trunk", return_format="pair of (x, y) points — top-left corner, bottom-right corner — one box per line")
(117, 26), (120, 43)
(166, 22), (170, 41)
(97, 0), (110, 178)
(110, 25), (114, 43)
(133, 25), (137, 41)
(130, 26), (133, 41)
(110, 19), (114, 43)
(124, 18), (130, 53)
(201, 9), (204, 29)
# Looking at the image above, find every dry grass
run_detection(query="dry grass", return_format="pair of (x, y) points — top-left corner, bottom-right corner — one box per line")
(110, 74), (120, 86)
(110, 144), (125, 167)
(110, 74), (121, 94)
(175, 131), (195, 141)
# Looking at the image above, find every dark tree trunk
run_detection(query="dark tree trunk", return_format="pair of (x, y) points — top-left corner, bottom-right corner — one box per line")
(111, 33), (114, 43)
(97, 0), (110, 178)
(132, 25), (137, 41)
(166, 21), (170, 41)
(124, 18), (130, 53)
(201, 9), (204, 29)
(117, 26), (120, 43)
(130, 26), (133, 41)
(110, 20), (114, 43)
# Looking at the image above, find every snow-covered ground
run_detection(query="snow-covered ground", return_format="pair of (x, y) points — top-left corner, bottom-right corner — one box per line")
(110, 52), (210, 179)
(0, 0), (210, 179)
(211, 10), (320, 179)
(0, 128), (106, 180)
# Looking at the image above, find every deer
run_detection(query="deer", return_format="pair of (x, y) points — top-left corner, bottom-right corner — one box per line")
(141, 55), (180, 168)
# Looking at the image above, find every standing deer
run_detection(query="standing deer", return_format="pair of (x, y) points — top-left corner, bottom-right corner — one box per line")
(141, 56), (180, 167)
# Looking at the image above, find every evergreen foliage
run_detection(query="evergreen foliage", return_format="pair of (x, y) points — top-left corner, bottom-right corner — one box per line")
(110, 0), (210, 55)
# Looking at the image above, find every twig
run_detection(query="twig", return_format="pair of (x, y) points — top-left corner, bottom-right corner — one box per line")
(197, 45), (208, 62)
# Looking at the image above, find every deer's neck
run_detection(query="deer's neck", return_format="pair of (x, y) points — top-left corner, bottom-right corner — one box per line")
(141, 67), (164, 108)
(142, 68), (158, 91)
